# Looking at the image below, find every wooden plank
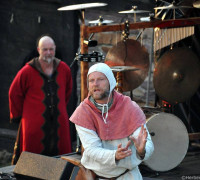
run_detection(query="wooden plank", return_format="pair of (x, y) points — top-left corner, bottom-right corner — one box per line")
(86, 17), (200, 34)
(191, 143), (200, 148)
(61, 154), (82, 166)
(80, 25), (89, 101)
(189, 132), (200, 140)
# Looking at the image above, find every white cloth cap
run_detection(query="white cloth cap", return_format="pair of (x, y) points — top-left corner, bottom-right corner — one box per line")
(87, 63), (116, 93)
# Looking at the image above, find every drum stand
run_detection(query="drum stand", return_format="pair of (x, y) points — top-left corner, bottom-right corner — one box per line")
(183, 100), (200, 149)
(176, 100), (200, 146)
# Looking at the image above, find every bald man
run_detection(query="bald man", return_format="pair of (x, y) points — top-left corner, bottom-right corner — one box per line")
(9, 36), (72, 164)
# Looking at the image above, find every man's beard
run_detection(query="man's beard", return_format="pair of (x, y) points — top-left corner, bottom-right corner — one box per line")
(43, 57), (53, 64)
(90, 89), (110, 101)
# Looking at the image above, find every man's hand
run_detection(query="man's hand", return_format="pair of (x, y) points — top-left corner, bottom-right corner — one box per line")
(115, 140), (132, 160)
(129, 124), (147, 157)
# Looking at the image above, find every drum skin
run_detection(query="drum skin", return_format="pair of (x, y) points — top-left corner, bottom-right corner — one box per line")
(144, 112), (189, 172)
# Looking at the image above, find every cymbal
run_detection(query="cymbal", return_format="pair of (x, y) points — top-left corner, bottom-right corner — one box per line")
(154, 4), (193, 10)
(140, 17), (150, 22)
(89, 16), (113, 25)
(119, 9), (150, 14)
(193, 0), (200, 8)
(58, 3), (107, 11)
(119, 5), (150, 14)
(105, 39), (149, 92)
(153, 48), (200, 104)
(89, 19), (113, 24)
(111, 66), (139, 72)
(140, 13), (155, 22)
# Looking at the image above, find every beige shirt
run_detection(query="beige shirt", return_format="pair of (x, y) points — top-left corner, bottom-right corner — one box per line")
(76, 124), (154, 180)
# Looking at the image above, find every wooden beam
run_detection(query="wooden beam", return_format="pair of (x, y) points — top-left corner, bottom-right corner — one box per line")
(191, 143), (200, 148)
(61, 154), (82, 166)
(86, 17), (200, 34)
(80, 24), (89, 101)
(189, 132), (200, 140)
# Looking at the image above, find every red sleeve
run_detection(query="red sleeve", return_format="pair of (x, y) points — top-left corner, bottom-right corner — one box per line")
(8, 66), (29, 122)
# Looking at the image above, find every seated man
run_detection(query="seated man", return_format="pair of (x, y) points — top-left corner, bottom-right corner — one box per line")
(70, 63), (154, 179)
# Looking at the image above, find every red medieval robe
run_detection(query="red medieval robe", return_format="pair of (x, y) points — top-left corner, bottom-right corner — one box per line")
(9, 58), (72, 163)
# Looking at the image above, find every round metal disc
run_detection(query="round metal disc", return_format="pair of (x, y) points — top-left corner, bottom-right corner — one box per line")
(140, 17), (151, 22)
(105, 39), (149, 91)
(58, 3), (107, 11)
(111, 66), (139, 72)
(145, 112), (189, 172)
(119, 9), (150, 14)
(89, 19), (113, 24)
(153, 48), (200, 104)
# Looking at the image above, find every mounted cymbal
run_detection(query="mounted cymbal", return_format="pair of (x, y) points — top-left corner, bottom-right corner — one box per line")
(119, 9), (150, 13)
(105, 39), (149, 92)
(58, 2), (107, 11)
(89, 16), (113, 25)
(140, 13), (156, 22)
(154, 4), (193, 10)
(111, 66), (139, 72)
(153, 48), (200, 104)
(193, 0), (200, 8)
(140, 17), (151, 22)
(119, 6), (150, 14)
(89, 19), (113, 24)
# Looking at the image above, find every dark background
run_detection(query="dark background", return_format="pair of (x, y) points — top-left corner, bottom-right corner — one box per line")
(0, 0), (154, 132)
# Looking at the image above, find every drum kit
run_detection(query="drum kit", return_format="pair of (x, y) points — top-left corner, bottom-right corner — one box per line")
(57, 1), (200, 173)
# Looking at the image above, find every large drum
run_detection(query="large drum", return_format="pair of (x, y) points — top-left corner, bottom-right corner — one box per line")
(144, 112), (189, 172)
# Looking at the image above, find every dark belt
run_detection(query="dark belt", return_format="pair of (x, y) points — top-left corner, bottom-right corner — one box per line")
(96, 169), (129, 180)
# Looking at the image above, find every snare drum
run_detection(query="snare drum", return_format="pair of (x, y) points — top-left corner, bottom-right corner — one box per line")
(144, 112), (189, 172)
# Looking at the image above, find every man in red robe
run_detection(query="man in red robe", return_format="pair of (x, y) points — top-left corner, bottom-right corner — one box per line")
(9, 36), (72, 164)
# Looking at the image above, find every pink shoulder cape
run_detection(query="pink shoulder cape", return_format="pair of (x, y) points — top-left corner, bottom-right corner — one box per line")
(70, 91), (146, 140)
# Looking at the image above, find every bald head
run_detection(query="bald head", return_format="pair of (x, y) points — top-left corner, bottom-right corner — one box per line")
(38, 36), (55, 48)
(37, 36), (56, 64)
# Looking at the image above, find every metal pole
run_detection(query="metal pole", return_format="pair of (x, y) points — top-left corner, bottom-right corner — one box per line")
(145, 28), (154, 106)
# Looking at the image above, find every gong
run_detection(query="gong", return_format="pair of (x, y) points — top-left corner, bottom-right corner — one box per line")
(105, 39), (149, 91)
(153, 47), (200, 104)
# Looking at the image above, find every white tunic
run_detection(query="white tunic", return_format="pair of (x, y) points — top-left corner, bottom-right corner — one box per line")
(76, 124), (154, 180)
